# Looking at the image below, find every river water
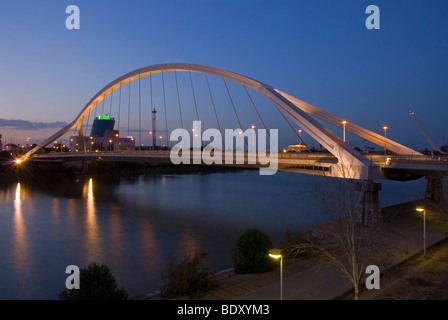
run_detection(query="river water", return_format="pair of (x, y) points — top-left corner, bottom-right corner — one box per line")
(0, 169), (427, 299)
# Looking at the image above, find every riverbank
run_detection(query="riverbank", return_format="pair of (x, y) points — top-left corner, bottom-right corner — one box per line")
(0, 159), (249, 183)
(339, 237), (448, 300)
(138, 198), (448, 300)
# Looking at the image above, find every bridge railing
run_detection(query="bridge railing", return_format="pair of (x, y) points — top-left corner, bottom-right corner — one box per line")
(35, 150), (337, 160)
(34, 150), (448, 166)
(367, 154), (448, 166)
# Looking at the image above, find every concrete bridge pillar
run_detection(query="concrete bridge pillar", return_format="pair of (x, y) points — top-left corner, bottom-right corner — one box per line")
(425, 175), (444, 202)
(355, 180), (382, 227)
(82, 160), (89, 175)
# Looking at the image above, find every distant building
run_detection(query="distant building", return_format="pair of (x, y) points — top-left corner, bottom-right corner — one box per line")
(68, 116), (135, 152)
(0, 134), (2, 150)
(3, 144), (19, 151)
(90, 115), (116, 137)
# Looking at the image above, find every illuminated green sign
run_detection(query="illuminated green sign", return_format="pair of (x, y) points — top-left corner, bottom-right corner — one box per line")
(98, 115), (111, 120)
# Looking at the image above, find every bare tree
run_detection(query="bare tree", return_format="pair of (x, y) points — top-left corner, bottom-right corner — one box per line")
(285, 158), (388, 300)
(422, 175), (448, 221)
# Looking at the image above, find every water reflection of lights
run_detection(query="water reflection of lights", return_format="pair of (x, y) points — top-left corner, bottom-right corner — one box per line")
(88, 178), (94, 199)
(180, 230), (201, 258)
(13, 183), (33, 298)
(13, 183), (25, 250)
(85, 178), (100, 258)
(85, 178), (95, 215)
(15, 183), (21, 201)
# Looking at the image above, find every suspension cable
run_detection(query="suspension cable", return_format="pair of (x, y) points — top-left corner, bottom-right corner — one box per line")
(174, 71), (184, 130)
(138, 75), (142, 147)
(223, 78), (243, 130)
(189, 71), (199, 120)
(109, 89), (114, 116)
(204, 73), (221, 133)
(149, 73), (153, 133)
(117, 85), (122, 135)
(244, 85), (269, 135)
(128, 79), (131, 137)
(93, 99), (98, 120)
(174, 71), (188, 150)
(84, 105), (92, 137)
(223, 78), (248, 148)
(275, 105), (311, 152)
(162, 71), (169, 147)
(244, 85), (277, 150)
(101, 95), (105, 115)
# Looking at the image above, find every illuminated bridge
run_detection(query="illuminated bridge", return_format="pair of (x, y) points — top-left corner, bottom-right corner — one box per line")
(31, 150), (448, 181)
(18, 63), (448, 224)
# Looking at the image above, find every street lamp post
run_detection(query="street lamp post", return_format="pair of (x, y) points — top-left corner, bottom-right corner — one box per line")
(251, 125), (256, 152)
(342, 121), (347, 142)
(416, 208), (426, 257)
(383, 126), (388, 155)
(298, 129), (302, 142)
(268, 248), (283, 300)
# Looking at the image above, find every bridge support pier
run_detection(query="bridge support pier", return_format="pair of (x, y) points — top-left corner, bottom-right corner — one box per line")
(425, 175), (444, 202)
(355, 180), (382, 227)
(82, 161), (89, 175)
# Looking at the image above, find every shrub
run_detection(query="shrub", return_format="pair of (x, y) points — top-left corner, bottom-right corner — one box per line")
(231, 228), (276, 274)
(59, 261), (128, 300)
(160, 251), (218, 299)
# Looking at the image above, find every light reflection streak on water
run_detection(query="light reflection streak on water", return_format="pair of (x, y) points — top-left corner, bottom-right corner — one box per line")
(12, 183), (33, 298)
(179, 230), (201, 259)
(139, 216), (158, 271)
(0, 171), (430, 300)
(51, 198), (59, 227)
(66, 198), (76, 239)
(85, 178), (100, 259)
(108, 203), (124, 259)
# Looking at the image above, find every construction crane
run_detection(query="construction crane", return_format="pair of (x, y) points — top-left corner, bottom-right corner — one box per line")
(409, 110), (446, 155)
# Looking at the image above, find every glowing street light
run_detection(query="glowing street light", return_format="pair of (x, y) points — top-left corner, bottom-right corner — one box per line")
(383, 126), (388, 155)
(298, 129), (302, 141)
(268, 248), (283, 300)
(250, 125), (256, 152)
(342, 120), (347, 142)
(416, 207), (426, 257)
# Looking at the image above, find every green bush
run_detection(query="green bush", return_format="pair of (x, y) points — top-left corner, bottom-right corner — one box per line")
(160, 251), (218, 299)
(231, 228), (276, 274)
(59, 261), (128, 300)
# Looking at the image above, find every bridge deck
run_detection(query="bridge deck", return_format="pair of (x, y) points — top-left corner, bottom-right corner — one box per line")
(29, 151), (448, 180)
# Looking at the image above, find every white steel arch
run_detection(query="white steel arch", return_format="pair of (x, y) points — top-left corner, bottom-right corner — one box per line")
(23, 63), (421, 179)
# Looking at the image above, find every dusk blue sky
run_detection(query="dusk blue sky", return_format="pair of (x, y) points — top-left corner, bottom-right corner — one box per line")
(0, 0), (447, 151)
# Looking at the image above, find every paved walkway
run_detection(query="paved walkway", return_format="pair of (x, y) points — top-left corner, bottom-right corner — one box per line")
(142, 200), (448, 300)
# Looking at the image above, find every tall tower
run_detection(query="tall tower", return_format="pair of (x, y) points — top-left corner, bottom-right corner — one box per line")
(0, 134), (2, 150)
(152, 108), (157, 149)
